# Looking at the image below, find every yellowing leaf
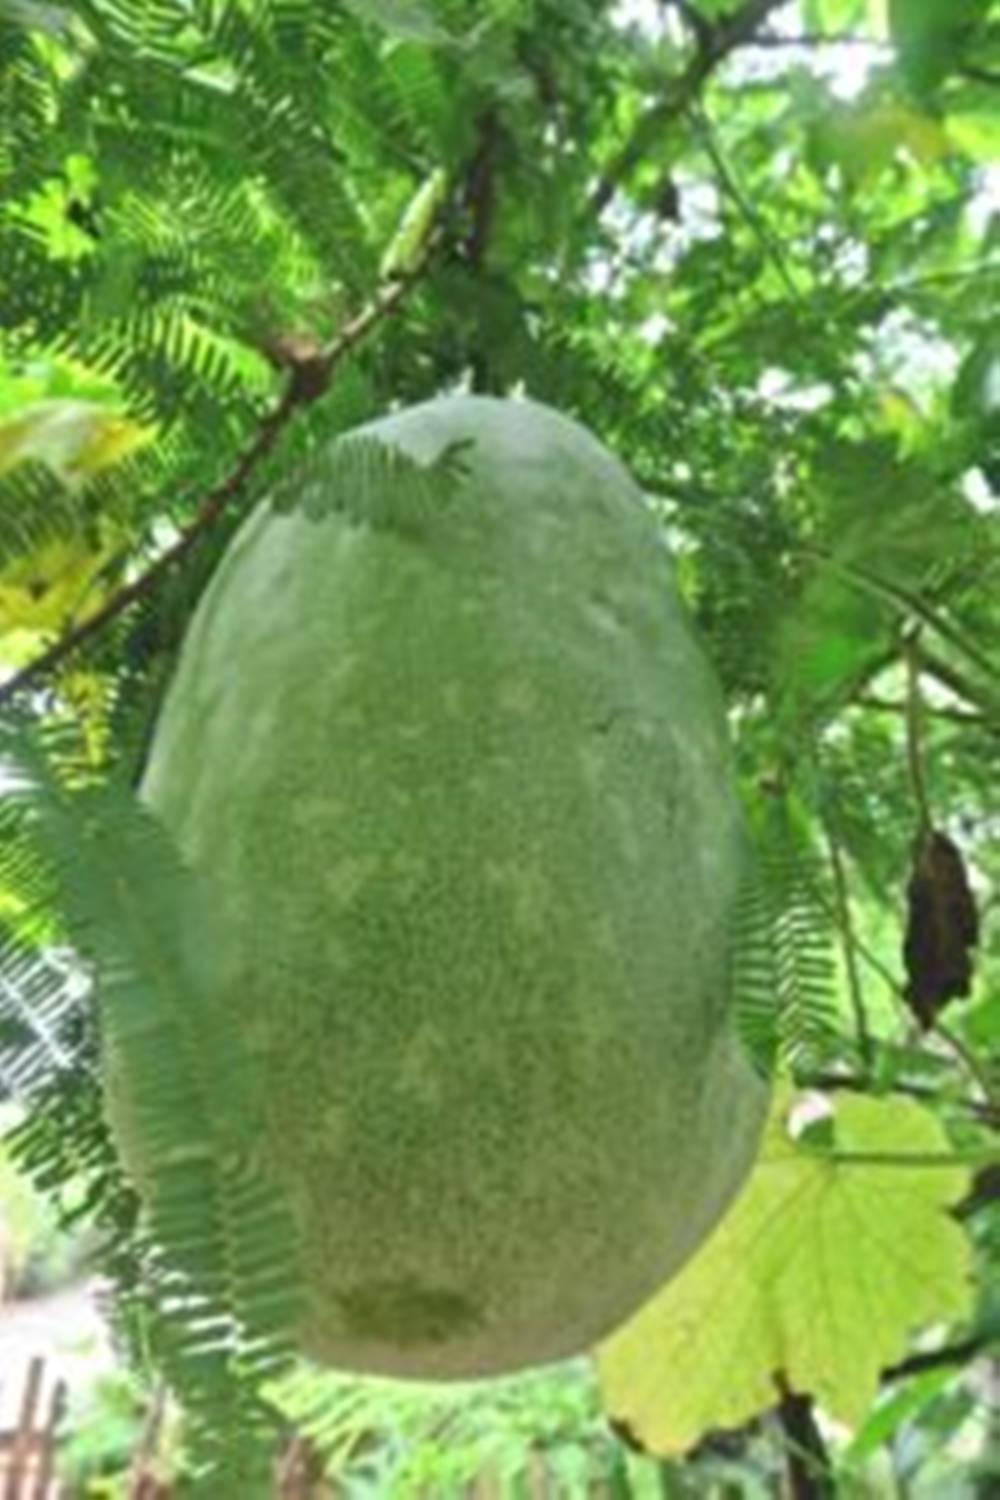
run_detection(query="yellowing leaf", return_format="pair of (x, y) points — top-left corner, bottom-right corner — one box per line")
(0, 398), (152, 484)
(379, 168), (447, 281)
(946, 106), (1000, 162)
(877, 386), (925, 451)
(0, 400), (149, 643)
(0, 533), (117, 641)
(816, 100), (950, 184)
(597, 1092), (973, 1453)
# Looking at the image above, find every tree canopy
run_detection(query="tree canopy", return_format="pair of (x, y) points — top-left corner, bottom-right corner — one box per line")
(0, 1), (997, 1495)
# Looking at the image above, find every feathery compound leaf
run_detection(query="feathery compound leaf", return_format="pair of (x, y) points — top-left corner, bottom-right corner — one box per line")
(269, 430), (474, 531)
(0, 722), (300, 1484)
(733, 800), (839, 1076)
(342, 0), (454, 47)
(597, 1089), (974, 1454)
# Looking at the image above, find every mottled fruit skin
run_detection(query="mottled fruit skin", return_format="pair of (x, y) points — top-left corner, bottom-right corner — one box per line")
(139, 396), (767, 1378)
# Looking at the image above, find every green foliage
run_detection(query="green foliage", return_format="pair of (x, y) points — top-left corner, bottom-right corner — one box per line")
(58, 1370), (160, 1497)
(0, 0), (997, 1491)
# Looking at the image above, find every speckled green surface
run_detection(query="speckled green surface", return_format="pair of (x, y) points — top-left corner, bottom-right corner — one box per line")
(138, 396), (767, 1378)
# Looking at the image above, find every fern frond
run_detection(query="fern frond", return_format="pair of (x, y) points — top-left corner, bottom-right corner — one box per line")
(0, 460), (80, 566)
(0, 26), (59, 198)
(269, 429), (474, 531)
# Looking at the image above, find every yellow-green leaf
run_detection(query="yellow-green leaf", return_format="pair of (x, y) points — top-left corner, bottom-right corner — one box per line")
(597, 1091), (973, 1454)
(379, 167), (447, 282)
(814, 99), (950, 185)
(0, 400), (152, 645)
(0, 398), (151, 484)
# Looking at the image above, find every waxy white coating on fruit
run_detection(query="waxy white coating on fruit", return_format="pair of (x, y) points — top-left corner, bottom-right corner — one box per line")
(139, 396), (767, 1378)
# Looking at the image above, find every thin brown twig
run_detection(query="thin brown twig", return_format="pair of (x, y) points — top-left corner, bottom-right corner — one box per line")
(0, 239), (440, 713)
(0, 383), (300, 712)
(914, 642), (1000, 721)
(935, 1020), (1000, 1117)
(857, 694), (989, 727)
(823, 823), (873, 1072)
(798, 858), (907, 1004)
(746, 32), (885, 48)
(905, 634), (933, 835)
(687, 100), (801, 298)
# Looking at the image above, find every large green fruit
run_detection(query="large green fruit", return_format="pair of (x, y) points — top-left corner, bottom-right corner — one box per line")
(139, 395), (766, 1379)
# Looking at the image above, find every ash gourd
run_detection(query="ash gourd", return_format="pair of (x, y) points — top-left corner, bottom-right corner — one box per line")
(136, 395), (767, 1379)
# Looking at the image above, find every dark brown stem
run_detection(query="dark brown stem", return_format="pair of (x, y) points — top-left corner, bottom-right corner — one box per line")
(463, 113), (499, 269)
(772, 1373), (834, 1500)
(880, 1337), (984, 1384)
(462, 113), (500, 394)
(0, 243), (439, 712)
(589, 0), (786, 215)
(671, 1), (715, 55)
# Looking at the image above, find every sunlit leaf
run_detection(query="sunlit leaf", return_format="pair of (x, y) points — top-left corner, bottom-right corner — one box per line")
(0, 399), (152, 485)
(812, 98), (950, 185)
(597, 1091), (973, 1454)
(379, 166), (447, 281)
